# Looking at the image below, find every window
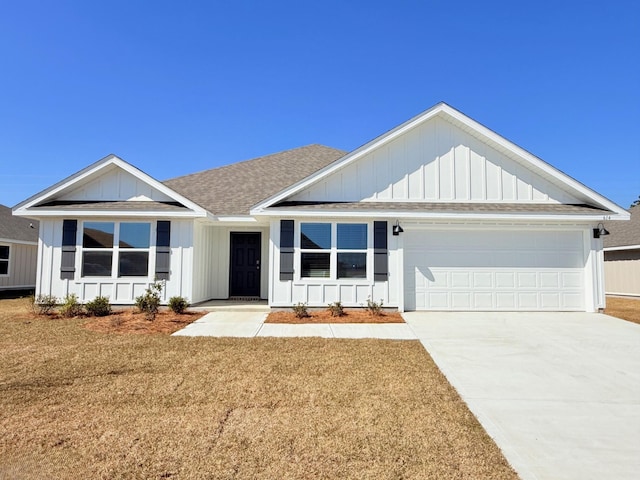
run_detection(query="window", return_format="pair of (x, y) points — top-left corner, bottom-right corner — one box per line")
(299, 222), (368, 279)
(337, 224), (367, 279)
(0, 245), (9, 276)
(300, 223), (331, 278)
(81, 222), (150, 277)
(118, 223), (150, 276)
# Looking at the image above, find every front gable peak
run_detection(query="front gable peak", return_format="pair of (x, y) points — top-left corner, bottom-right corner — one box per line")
(13, 154), (208, 218)
(251, 103), (627, 218)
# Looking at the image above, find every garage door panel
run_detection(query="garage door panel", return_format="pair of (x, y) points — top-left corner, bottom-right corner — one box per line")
(496, 292), (516, 309)
(495, 272), (515, 287)
(540, 272), (560, 288)
(562, 272), (582, 288)
(473, 272), (493, 288)
(429, 292), (448, 309)
(518, 292), (539, 309)
(518, 272), (537, 288)
(404, 229), (585, 311)
(474, 292), (493, 309)
(451, 292), (471, 308)
(451, 272), (470, 287)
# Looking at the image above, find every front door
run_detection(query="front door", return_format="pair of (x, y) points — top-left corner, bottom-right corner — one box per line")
(229, 232), (261, 297)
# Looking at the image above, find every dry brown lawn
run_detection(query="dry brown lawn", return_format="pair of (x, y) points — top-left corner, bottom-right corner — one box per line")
(605, 296), (640, 325)
(0, 298), (518, 480)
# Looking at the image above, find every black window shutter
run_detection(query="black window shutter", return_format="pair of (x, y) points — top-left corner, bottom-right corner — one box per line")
(60, 220), (77, 280)
(373, 221), (388, 281)
(155, 221), (171, 280)
(280, 220), (294, 281)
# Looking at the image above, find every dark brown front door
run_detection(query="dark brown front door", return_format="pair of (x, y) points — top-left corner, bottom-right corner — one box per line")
(229, 233), (261, 297)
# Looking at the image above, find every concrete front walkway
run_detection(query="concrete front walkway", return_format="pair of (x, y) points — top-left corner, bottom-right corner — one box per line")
(403, 312), (640, 480)
(172, 311), (417, 339)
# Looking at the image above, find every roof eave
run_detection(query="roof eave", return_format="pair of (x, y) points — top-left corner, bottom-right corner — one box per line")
(251, 103), (629, 217)
(13, 209), (208, 219)
(12, 155), (211, 218)
(252, 209), (617, 222)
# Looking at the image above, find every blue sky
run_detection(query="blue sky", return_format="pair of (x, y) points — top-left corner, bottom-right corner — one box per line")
(1, 1), (638, 208)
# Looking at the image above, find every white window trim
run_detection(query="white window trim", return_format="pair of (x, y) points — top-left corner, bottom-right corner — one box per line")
(80, 221), (153, 279)
(296, 221), (371, 283)
(0, 243), (10, 277)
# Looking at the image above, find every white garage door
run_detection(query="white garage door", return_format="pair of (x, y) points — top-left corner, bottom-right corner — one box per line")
(404, 229), (585, 311)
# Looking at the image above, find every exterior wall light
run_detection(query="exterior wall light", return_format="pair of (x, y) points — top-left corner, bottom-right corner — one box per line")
(392, 220), (404, 236)
(593, 223), (610, 239)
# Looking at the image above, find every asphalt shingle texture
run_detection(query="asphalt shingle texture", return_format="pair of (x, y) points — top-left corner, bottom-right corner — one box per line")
(604, 205), (639, 248)
(162, 145), (346, 215)
(0, 204), (38, 243)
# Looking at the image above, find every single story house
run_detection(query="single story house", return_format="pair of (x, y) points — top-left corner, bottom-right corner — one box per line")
(0, 204), (38, 293)
(13, 103), (630, 311)
(603, 205), (639, 296)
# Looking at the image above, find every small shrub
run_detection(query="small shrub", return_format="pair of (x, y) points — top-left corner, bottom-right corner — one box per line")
(59, 293), (84, 318)
(33, 294), (58, 315)
(168, 296), (189, 314)
(327, 301), (344, 317)
(85, 296), (112, 317)
(292, 302), (309, 319)
(136, 280), (163, 321)
(365, 297), (384, 316)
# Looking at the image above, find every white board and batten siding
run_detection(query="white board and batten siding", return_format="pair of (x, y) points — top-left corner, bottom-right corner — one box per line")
(269, 219), (398, 308)
(290, 116), (581, 205)
(36, 218), (195, 304)
(192, 223), (269, 303)
(0, 242), (37, 289)
(59, 166), (175, 202)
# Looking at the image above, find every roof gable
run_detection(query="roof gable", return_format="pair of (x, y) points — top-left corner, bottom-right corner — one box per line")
(13, 155), (207, 218)
(163, 145), (346, 216)
(252, 103), (628, 218)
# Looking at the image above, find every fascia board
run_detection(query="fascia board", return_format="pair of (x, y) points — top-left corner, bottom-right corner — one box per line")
(251, 104), (447, 213)
(252, 102), (628, 218)
(13, 155), (210, 218)
(13, 154), (119, 211)
(604, 245), (640, 252)
(0, 238), (38, 246)
(253, 209), (617, 222)
(111, 158), (209, 215)
(214, 216), (258, 223)
(14, 210), (206, 218)
(440, 105), (629, 216)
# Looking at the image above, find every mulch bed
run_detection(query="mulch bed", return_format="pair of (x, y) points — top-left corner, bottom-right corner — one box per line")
(266, 309), (404, 324)
(83, 310), (205, 334)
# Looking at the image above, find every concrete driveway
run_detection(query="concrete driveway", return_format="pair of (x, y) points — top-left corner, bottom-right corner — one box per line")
(403, 312), (640, 480)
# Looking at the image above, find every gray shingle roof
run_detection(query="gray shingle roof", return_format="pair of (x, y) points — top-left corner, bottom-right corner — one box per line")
(604, 205), (639, 248)
(163, 145), (346, 216)
(0, 204), (38, 243)
(270, 201), (611, 216)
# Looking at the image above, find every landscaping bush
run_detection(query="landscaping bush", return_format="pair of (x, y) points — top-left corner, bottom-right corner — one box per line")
(33, 294), (58, 315)
(168, 296), (189, 314)
(292, 302), (310, 319)
(85, 296), (112, 317)
(365, 297), (384, 316)
(59, 293), (84, 318)
(327, 301), (344, 317)
(136, 280), (163, 321)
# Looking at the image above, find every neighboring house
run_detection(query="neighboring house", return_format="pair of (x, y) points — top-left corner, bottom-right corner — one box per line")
(0, 204), (38, 292)
(13, 103), (630, 311)
(603, 205), (640, 296)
